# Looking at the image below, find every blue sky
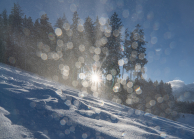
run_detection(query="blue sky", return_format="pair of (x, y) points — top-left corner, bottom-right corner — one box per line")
(1, 0), (194, 84)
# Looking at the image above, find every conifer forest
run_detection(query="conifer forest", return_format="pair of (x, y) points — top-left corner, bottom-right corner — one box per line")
(0, 3), (193, 120)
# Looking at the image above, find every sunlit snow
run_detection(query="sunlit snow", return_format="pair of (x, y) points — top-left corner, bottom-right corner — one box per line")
(0, 63), (194, 139)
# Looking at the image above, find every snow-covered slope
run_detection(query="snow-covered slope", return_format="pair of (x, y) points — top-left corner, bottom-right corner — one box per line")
(177, 113), (194, 127)
(0, 63), (194, 139)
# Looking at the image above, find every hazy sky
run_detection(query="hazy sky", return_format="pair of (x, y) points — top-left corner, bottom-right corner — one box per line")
(1, 0), (194, 84)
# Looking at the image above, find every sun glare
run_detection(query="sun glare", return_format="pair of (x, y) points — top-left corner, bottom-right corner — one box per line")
(91, 74), (100, 83)
(89, 70), (102, 85)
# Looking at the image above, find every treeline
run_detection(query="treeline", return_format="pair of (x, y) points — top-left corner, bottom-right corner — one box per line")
(175, 101), (194, 114)
(0, 3), (189, 120)
(109, 78), (177, 120)
(0, 3), (147, 84)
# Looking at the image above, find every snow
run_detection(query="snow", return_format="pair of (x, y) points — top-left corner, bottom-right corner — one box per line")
(176, 113), (194, 127)
(0, 63), (194, 139)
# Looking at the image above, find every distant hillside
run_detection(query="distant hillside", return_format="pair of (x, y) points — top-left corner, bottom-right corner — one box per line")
(168, 80), (194, 102)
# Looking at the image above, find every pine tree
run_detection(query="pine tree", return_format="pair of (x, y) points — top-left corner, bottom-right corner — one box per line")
(84, 17), (95, 47)
(40, 14), (56, 77)
(1, 9), (10, 64)
(0, 14), (2, 32)
(68, 11), (81, 82)
(128, 24), (148, 80)
(22, 15), (36, 71)
(8, 3), (24, 68)
(39, 14), (54, 50)
(31, 18), (43, 75)
(94, 16), (103, 42)
(54, 13), (70, 54)
(55, 13), (69, 44)
(123, 28), (131, 79)
(71, 11), (79, 48)
(33, 18), (42, 50)
(1, 5), (24, 67)
(4, 31), (15, 65)
(102, 12), (123, 86)
(9, 3), (23, 30)
(54, 14), (71, 84)
(93, 16), (107, 70)
(83, 16), (95, 72)
(9, 3), (24, 45)
(0, 13), (4, 63)
(2, 9), (8, 26)
(55, 18), (63, 29)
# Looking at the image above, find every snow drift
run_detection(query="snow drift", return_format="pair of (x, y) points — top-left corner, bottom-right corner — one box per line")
(0, 63), (194, 139)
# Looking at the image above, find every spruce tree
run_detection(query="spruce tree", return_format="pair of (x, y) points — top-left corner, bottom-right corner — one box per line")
(54, 14), (71, 84)
(128, 24), (148, 80)
(0, 14), (4, 63)
(2, 9), (8, 26)
(94, 16), (108, 70)
(84, 17), (95, 47)
(34, 19), (41, 42)
(123, 28), (131, 79)
(39, 14), (54, 50)
(1, 9), (10, 65)
(22, 15), (36, 71)
(69, 11), (81, 82)
(102, 12), (123, 87)
(9, 3), (23, 30)
(94, 16), (103, 42)
(55, 13), (69, 43)
(7, 3), (24, 68)
(83, 16), (95, 72)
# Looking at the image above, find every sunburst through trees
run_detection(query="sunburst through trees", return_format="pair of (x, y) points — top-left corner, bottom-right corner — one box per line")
(0, 3), (179, 120)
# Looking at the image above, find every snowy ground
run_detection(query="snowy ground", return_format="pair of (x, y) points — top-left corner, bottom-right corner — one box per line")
(0, 63), (194, 139)
(177, 113), (194, 127)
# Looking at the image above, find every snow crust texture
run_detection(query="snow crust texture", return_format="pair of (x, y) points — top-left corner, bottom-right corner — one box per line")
(0, 63), (194, 139)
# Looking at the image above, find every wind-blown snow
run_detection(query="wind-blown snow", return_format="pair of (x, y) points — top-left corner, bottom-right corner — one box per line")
(0, 63), (194, 139)
(168, 80), (194, 102)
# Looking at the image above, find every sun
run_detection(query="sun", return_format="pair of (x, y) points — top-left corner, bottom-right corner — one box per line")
(91, 74), (100, 83)
(88, 70), (102, 85)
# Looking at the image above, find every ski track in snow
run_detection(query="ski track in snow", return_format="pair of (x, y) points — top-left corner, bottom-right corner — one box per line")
(0, 63), (194, 139)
